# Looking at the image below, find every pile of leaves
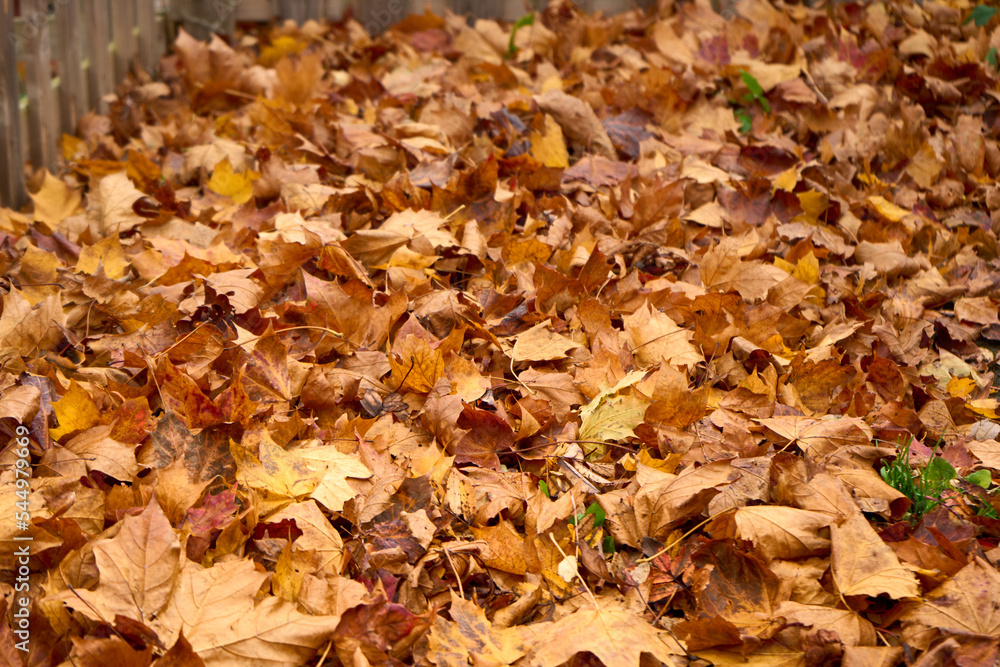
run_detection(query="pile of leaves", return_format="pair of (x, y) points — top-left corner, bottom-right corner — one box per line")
(3, 0), (1000, 664)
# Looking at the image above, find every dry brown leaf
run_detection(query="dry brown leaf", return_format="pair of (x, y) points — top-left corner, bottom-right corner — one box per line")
(65, 500), (181, 624)
(511, 321), (582, 362)
(901, 557), (1000, 635)
(730, 506), (834, 560)
(524, 607), (683, 667)
(831, 511), (920, 599)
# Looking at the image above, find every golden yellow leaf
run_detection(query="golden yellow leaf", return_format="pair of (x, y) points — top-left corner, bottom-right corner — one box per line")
(50, 380), (100, 441)
(529, 114), (569, 168)
(428, 592), (526, 667)
(867, 195), (909, 222)
(772, 166), (799, 192)
(270, 500), (345, 575)
(623, 303), (703, 369)
(579, 392), (648, 450)
(29, 170), (83, 231)
(511, 321), (582, 362)
(76, 234), (130, 279)
(389, 334), (445, 393)
(232, 435), (322, 506)
(297, 443), (372, 513)
(208, 157), (260, 204)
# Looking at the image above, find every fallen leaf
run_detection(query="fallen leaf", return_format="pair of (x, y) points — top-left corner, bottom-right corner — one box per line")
(524, 607), (683, 667)
(428, 592), (526, 667)
(831, 511), (920, 599)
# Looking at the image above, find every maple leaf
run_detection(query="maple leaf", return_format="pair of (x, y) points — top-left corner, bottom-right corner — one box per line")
(49, 380), (100, 440)
(427, 593), (526, 667)
(232, 434), (323, 512)
(60, 499), (181, 625)
(208, 157), (260, 204)
(187, 595), (339, 666)
(901, 557), (1000, 635)
(296, 442), (372, 512)
(722, 505), (834, 559)
(635, 460), (736, 539)
(87, 171), (146, 235)
(831, 511), (920, 599)
(510, 321), (581, 362)
(268, 500), (345, 575)
(29, 170), (83, 231)
(523, 606), (683, 667)
(623, 303), (703, 369)
(578, 392), (648, 445)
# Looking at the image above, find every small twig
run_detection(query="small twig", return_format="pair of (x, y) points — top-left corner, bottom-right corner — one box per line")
(548, 532), (599, 609)
(315, 640), (333, 667)
(637, 507), (738, 564)
(443, 546), (465, 599)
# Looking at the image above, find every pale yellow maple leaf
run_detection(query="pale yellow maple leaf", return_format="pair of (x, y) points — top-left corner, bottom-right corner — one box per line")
(623, 303), (702, 369)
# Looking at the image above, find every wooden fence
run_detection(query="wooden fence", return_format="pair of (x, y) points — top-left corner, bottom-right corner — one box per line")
(0, 0), (647, 210)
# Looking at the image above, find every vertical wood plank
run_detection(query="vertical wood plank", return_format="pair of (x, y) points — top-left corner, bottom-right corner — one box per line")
(136, 0), (157, 74)
(356, 0), (407, 35)
(590, 0), (628, 14)
(112, 0), (137, 81)
(453, 0), (503, 22)
(281, 0), (324, 23)
(278, 0), (304, 23)
(163, 0), (180, 47)
(501, 0), (526, 22)
(156, 2), (171, 63)
(327, 0), (348, 20)
(0, 0), (24, 208)
(23, 0), (58, 173)
(412, 0), (447, 16)
(55, 0), (84, 136)
(180, 0), (236, 41)
(84, 0), (113, 114)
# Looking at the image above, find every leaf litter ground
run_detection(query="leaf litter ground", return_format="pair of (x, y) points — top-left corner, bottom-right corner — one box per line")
(3, 1), (1000, 665)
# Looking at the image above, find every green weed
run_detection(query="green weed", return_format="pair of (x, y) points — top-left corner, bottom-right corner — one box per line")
(732, 70), (770, 135)
(507, 13), (535, 58)
(880, 437), (997, 522)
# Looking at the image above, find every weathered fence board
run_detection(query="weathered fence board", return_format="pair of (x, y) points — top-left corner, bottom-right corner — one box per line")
(137, 0), (158, 73)
(0, 0), (25, 208)
(112, 0), (137, 82)
(55, 0), (85, 136)
(84, 0), (114, 114)
(23, 0), (58, 174)
(177, 0), (236, 42)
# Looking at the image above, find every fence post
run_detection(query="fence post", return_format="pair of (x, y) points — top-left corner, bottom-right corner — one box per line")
(84, 0), (113, 114)
(55, 0), (84, 137)
(452, 0), (503, 22)
(0, 0), (24, 208)
(136, 0), (158, 75)
(411, 0), (447, 17)
(356, 0), (409, 34)
(112, 0), (137, 82)
(278, 0), (323, 23)
(179, 0), (236, 41)
(23, 0), (58, 174)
